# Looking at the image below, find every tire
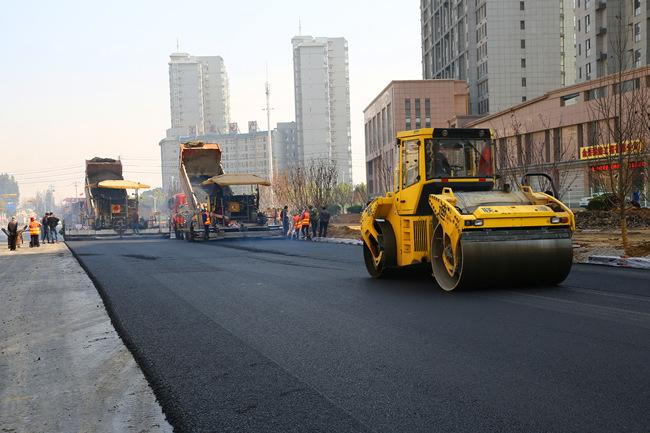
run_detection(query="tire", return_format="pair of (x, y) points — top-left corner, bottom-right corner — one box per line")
(430, 223), (463, 291)
(363, 221), (397, 278)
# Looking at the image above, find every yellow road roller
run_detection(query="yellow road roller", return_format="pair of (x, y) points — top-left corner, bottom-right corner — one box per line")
(360, 128), (575, 290)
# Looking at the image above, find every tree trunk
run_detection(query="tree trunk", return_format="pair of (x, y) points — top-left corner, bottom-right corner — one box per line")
(619, 204), (630, 255)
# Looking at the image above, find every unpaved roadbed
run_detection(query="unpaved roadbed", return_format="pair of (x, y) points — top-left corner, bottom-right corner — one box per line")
(0, 243), (171, 432)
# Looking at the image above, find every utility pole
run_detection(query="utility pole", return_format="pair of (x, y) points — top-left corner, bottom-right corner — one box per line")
(264, 65), (275, 207)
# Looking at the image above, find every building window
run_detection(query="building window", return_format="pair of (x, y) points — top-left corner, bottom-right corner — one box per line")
(578, 44), (581, 56)
(585, 38), (591, 57)
(525, 133), (533, 165)
(585, 62), (592, 78)
(516, 135), (523, 165)
(635, 49), (642, 67)
(522, 96), (527, 102)
(498, 138), (507, 169)
(614, 78), (641, 94)
(520, 1), (525, 10)
(521, 58), (526, 68)
(387, 103), (393, 142)
(560, 93), (580, 106)
(425, 98), (431, 128)
(544, 130), (551, 162)
(587, 121), (599, 146)
(577, 123), (584, 148)
(521, 77), (527, 87)
(415, 98), (421, 129)
(634, 0), (641, 16)
(520, 39), (526, 49)
(585, 86), (608, 100)
(553, 128), (562, 161)
(585, 14), (591, 33)
(635, 23), (641, 42)
(577, 19), (581, 32)
(405, 99), (411, 130)
(520, 20), (525, 30)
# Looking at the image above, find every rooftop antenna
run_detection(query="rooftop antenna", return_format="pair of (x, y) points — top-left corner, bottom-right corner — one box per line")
(176, 37), (180, 52)
(298, 17), (302, 36)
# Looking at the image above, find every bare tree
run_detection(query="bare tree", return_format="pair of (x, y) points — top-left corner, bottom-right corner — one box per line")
(333, 182), (354, 213)
(353, 183), (368, 204)
(492, 113), (580, 201)
(273, 159), (338, 210)
(376, 152), (395, 196)
(586, 7), (650, 253)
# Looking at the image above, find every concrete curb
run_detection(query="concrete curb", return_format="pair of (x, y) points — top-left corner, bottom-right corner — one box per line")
(587, 255), (650, 269)
(312, 237), (362, 246)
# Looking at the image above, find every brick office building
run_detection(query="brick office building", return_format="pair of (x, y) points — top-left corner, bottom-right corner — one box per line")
(364, 80), (469, 196)
(460, 66), (650, 207)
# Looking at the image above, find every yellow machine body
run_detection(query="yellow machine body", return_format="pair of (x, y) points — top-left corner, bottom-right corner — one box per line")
(360, 128), (575, 290)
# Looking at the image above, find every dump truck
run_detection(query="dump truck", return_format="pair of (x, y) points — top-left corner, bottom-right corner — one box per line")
(174, 141), (279, 241)
(84, 158), (134, 233)
(360, 128), (575, 291)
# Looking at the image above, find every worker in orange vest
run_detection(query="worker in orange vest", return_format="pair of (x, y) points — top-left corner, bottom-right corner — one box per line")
(301, 208), (311, 240)
(292, 213), (301, 239)
(29, 216), (41, 248)
(202, 208), (211, 241)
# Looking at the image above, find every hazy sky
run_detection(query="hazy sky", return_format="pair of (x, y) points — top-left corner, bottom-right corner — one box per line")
(0, 0), (420, 202)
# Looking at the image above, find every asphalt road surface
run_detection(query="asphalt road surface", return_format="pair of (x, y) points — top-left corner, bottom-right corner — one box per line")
(67, 238), (650, 433)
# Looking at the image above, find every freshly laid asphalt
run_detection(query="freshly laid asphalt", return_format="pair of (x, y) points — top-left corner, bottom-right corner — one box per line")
(67, 238), (650, 433)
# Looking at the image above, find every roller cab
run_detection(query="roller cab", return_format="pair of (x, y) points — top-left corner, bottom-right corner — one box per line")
(360, 128), (575, 290)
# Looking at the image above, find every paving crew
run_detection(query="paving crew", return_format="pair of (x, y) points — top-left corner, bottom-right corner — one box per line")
(292, 212), (301, 239)
(280, 205), (289, 237)
(202, 208), (211, 240)
(6, 216), (18, 251)
(301, 208), (311, 240)
(309, 205), (319, 239)
(47, 212), (60, 243)
(318, 206), (330, 238)
(29, 216), (41, 248)
(41, 213), (49, 243)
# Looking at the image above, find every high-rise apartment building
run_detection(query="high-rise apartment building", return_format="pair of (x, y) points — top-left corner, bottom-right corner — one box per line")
(575, 0), (649, 82)
(292, 36), (352, 184)
(421, 0), (575, 115)
(272, 121), (298, 174)
(168, 52), (230, 136)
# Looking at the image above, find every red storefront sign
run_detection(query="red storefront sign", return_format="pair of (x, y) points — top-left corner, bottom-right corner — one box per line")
(590, 161), (647, 172)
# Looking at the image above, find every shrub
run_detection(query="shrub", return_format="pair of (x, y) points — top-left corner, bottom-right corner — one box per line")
(346, 204), (363, 214)
(328, 204), (341, 215)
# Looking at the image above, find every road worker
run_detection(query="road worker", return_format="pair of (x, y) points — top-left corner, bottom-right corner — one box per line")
(202, 208), (211, 240)
(292, 213), (301, 239)
(301, 208), (311, 240)
(29, 216), (41, 248)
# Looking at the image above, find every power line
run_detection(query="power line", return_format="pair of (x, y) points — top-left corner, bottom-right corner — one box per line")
(2, 164), (82, 175)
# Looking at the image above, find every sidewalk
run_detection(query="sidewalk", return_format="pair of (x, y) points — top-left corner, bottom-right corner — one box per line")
(0, 242), (171, 432)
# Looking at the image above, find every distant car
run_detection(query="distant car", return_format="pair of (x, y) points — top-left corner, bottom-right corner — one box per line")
(579, 194), (601, 208)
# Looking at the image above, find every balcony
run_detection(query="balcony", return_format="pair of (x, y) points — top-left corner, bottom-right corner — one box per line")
(596, 27), (607, 36)
(598, 52), (607, 61)
(596, 0), (606, 11)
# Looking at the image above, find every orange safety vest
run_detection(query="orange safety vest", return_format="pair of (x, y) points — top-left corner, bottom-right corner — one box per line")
(293, 214), (301, 228)
(203, 212), (211, 225)
(29, 221), (41, 236)
(302, 211), (310, 226)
